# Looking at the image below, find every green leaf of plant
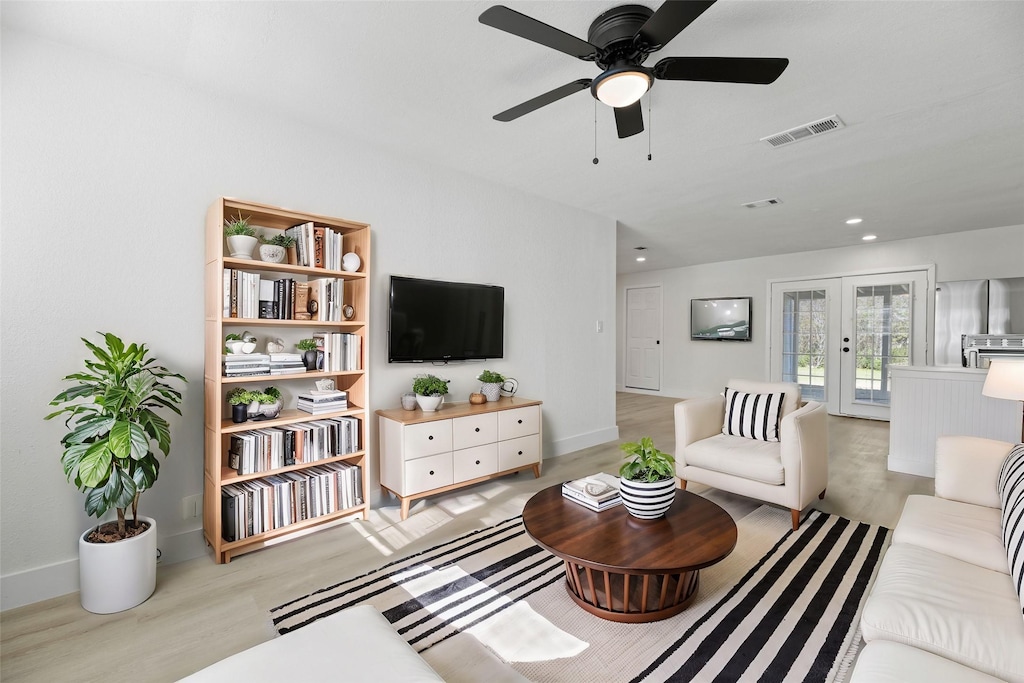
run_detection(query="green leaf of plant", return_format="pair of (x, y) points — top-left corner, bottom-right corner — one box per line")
(66, 415), (115, 444)
(138, 409), (171, 456)
(60, 443), (91, 480)
(84, 486), (107, 518)
(78, 441), (113, 488)
(109, 421), (135, 459)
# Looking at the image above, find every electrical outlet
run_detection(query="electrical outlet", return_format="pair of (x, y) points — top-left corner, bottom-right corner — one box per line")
(182, 494), (202, 520)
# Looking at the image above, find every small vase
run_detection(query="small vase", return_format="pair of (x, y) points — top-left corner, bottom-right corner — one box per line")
(481, 383), (501, 402)
(226, 234), (258, 259)
(401, 392), (418, 410)
(258, 244), (286, 263)
(416, 394), (444, 412)
(303, 349), (319, 371)
(231, 403), (247, 423)
(620, 477), (676, 519)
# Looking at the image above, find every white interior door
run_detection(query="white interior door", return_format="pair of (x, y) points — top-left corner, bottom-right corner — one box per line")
(771, 270), (929, 419)
(839, 272), (928, 419)
(625, 286), (661, 390)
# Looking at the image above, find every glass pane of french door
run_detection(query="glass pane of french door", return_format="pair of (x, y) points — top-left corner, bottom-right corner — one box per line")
(781, 289), (828, 401)
(852, 283), (912, 406)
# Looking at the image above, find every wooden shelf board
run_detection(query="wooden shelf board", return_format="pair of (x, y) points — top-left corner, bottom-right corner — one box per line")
(216, 370), (362, 384)
(222, 257), (366, 279)
(220, 450), (365, 484)
(217, 503), (369, 552)
(221, 407), (365, 432)
(220, 317), (365, 328)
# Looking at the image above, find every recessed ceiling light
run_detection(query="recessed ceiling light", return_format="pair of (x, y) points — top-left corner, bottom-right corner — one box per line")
(846, 217), (863, 225)
(636, 256), (647, 262)
(862, 234), (877, 241)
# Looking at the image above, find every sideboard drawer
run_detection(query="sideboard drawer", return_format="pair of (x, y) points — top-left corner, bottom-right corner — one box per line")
(498, 434), (539, 471)
(404, 452), (454, 494)
(452, 413), (498, 451)
(403, 421), (453, 460)
(453, 443), (498, 483)
(498, 406), (540, 440)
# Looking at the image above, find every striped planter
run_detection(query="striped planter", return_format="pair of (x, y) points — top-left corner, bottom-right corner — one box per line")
(620, 477), (676, 519)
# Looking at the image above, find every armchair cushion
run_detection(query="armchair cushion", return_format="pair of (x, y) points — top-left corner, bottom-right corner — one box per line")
(722, 388), (785, 442)
(681, 434), (785, 485)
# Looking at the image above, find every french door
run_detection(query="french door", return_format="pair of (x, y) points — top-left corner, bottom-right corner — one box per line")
(770, 271), (928, 419)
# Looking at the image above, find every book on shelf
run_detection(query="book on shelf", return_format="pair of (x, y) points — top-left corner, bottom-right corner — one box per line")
(296, 390), (348, 403)
(313, 227), (325, 268)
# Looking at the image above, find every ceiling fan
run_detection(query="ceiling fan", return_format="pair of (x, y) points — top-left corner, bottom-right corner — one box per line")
(479, 1), (789, 138)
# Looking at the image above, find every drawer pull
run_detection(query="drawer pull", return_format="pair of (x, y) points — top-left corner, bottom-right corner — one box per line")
(475, 427), (480, 432)
(518, 419), (523, 424)
(475, 460), (481, 465)
(429, 470), (435, 476)
(428, 435), (433, 440)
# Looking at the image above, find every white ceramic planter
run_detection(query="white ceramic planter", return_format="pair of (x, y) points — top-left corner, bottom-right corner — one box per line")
(226, 234), (257, 259)
(258, 244), (286, 263)
(619, 478), (676, 519)
(480, 383), (501, 401)
(415, 394), (444, 412)
(79, 515), (157, 614)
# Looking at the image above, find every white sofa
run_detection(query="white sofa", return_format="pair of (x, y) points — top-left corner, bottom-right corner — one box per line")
(853, 435), (1024, 682)
(675, 379), (829, 529)
(179, 605), (443, 682)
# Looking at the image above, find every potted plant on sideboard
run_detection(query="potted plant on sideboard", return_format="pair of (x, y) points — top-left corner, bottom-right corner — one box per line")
(477, 369), (506, 402)
(618, 437), (676, 519)
(45, 332), (186, 613)
(412, 374), (449, 412)
(224, 215), (257, 259)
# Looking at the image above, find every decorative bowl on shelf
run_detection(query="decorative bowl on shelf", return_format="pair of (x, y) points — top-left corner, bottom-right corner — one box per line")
(342, 252), (361, 272)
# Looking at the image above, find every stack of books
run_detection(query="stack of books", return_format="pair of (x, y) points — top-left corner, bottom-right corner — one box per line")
(296, 390), (348, 414)
(222, 353), (270, 377)
(561, 472), (622, 512)
(269, 353), (304, 375)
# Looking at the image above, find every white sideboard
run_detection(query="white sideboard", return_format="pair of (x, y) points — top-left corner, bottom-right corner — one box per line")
(377, 397), (542, 519)
(889, 366), (1021, 477)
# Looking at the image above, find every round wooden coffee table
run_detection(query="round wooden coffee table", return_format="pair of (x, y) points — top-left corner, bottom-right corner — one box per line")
(522, 484), (737, 622)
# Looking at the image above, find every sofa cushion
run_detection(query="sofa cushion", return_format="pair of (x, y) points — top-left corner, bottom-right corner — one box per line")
(722, 388), (785, 442)
(681, 433), (784, 485)
(894, 495), (1007, 574)
(850, 640), (1007, 683)
(861, 543), (1024, 682)
(998, 443), (1024, 509)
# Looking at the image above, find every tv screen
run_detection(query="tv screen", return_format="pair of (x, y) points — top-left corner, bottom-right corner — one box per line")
(388, 276), (505, 362)
(691, 297), (752, 341)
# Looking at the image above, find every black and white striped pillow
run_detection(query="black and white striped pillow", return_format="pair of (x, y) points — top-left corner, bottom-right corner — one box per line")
(722, 388), (785, 442)
(998, 443), (1024, 613)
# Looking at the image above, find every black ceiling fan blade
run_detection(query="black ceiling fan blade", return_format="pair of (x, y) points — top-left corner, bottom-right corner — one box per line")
(614, 102), (644, 138)
(654, 56), (789, 84)
(494, 79), (592, 122)
(479, 6), (598, 60)
(636, 0), (717, 50)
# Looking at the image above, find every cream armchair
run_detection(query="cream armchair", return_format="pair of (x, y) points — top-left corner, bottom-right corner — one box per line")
(674, 379), (829, 529)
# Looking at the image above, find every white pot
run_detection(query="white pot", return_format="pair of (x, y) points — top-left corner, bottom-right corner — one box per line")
(258, 244), (286, 263)
(415, 394), (444, 412)
(226, 234), (258, 259)
(480, 383), (501, 401)
(79, 515), (157, 614)
(619, 478), (676, 519)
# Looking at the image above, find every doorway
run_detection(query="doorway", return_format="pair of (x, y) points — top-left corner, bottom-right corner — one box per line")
(770, 270), (929, 419)
(625, 286), (662, 391)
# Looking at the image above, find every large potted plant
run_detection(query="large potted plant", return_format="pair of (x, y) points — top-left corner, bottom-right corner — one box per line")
(412, 374), (448, 412)
(618, 437), (676, 519)
(45, 332), (186, 613)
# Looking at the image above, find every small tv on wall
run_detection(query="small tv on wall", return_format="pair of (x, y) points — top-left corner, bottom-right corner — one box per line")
(690, 297), (752, 341)
(388, 276), (505, 362)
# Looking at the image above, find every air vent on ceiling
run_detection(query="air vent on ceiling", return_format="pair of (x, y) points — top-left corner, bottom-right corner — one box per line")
(761, 115), (845, 148)
(742, 198), (782, 209)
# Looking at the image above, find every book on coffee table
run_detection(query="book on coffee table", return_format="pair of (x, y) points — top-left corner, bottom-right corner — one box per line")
(562, 472), (622, 511)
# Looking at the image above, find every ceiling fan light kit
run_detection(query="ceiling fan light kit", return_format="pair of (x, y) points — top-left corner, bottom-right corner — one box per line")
(479, 1), (788, 140)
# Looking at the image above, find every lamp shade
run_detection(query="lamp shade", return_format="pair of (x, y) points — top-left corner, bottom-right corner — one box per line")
(592, 67), (652, 108)
(983, 360), (1024, 401)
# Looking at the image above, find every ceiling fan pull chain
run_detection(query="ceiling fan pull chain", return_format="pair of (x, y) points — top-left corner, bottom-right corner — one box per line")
(593, 99), (599, 165)
(648, 92), (653, 161)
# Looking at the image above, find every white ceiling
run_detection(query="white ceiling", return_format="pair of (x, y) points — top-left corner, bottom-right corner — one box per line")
(5, 1), (1023, 273)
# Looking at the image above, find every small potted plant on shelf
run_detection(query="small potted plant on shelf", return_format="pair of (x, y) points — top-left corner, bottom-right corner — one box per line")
(297, 338), (319, 371)
(258, 233), (294, 264)
(618, 437), (676, 519)
(227, 387), (253, 423)
(477, 369), (506, 402)
(412, 374), (449, 412)
(45, 332), (186, 613)
(248, 386), (283, 420)
(224, 215), (257, 260)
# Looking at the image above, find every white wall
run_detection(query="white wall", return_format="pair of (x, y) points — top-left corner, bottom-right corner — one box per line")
(0, 28), (618, 609)
(617, 224), (1024, 398)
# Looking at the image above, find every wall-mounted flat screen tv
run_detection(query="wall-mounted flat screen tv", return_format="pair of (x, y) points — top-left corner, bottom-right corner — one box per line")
(691, 297), (752, 341)
(388, 276), (505, 362)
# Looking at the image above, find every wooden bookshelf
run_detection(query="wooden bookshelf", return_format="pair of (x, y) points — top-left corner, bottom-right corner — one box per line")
(204, 198), (371, 563)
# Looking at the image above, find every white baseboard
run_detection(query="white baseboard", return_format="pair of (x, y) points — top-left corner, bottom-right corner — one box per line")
(1, 528), (209, 612)
(549, 426), (619, 457)
(616, 384), (698, 400)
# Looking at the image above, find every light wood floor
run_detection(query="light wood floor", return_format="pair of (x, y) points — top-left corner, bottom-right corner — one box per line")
(0, 393), (931, 682)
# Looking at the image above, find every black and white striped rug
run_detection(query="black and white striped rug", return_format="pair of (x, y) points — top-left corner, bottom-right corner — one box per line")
(271, 505), (889, 682)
